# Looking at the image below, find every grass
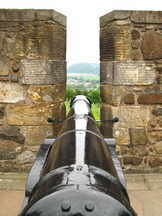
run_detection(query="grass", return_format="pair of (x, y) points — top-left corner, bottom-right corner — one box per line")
(91, 103), (100, 120)
(65, 101), (100, 120)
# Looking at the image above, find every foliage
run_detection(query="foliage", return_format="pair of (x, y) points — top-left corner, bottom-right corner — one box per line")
(66, 88), (101, 104)
(91, 103), (100, 120)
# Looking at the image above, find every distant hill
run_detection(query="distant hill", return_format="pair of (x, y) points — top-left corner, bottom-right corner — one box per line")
(67, 62), (99, 75)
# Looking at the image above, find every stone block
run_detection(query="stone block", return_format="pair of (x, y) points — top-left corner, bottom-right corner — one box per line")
(138, 93), (162, 104)
(158, 118), (162, 127)
(100, 104), (113, 137)
(0, 105), (5, 124)
(100, 61), (156, 85)
(154, 142), (162, 154)
(100, 10), (131, 27)
(149, 130), (162, 142)
(121, 145), (149, 157)
(0, 140), (23, 160)
(131, 29), (140, 40)
(123, 156), (143, 166)
(131, 11), (162, 24)
(0, 160), (31, 172)
(6, 102), (65, 126)
(100, 61), (113, 84)
(113, 127), (130, 145)
(123, 94), (135, 104)
(20, 126), (54, 146)
(148, 118), (159, 129)
(101, 104), (150, 128)
(0, 82), (25, 103)
(141, 31), (162, 60)
(0, 9), (66, 26)
(148, 156), (162, 168)
(100, 25), (130, 61)
(100, 84), (125, 105)
(20, 60), (66, 85)
(129, 128), (148, 145)
(0, 126), (25, 144)
(27, 84), (65, 103)
(152, 106), (162, 116)
(100, 10), (162, 27)
(17, 151), (36, 164)
(0, 60), (9, 76)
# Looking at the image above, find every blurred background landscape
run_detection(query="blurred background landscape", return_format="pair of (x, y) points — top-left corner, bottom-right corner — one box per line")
(66, 62), (100, 119)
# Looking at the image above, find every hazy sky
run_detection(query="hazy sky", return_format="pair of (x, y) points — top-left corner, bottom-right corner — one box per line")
(1, 0), (162, 65)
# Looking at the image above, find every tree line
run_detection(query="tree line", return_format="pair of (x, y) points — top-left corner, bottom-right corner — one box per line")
(66, 88), (100, 104)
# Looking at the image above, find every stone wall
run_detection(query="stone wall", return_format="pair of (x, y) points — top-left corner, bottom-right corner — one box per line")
(0, 9), (66, 172)
(100, 11), (162, 172)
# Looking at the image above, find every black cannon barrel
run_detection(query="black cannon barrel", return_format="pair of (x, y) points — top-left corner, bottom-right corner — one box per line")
(19, 95), (137, 216)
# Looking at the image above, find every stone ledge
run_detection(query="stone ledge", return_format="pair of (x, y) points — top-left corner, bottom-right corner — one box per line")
(0, 9), (66, 26)
(100, 10), (162, 27)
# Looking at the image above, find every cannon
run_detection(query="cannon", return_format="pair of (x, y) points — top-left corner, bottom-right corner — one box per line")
(19, 95), (137, 216)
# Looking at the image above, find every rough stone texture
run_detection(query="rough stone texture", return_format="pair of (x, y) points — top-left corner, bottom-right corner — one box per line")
(129, 128), (148, 145)
(113, 127), (130, 145)
(154, 142), (162, 154)
(0, 126), (25, 144)
(121, 145), (149, 157)
(20, 60), (66, 85)
(152, 106), (162, 116)
(100, 11), (162, 27)
(0, 105), (5, 125)
(123, 156), (143, 166)
(100, 104), (113, 137)
(17, 151), (36, 164)
(138, 93), (162, 104)
(148, 156), (162, 168)
(27, 84), (65, 103)
(0, 82), (25, 103)
(20, 125), (54, 146)
(100, 10), (162, 171)
(0, 140), (23, 160)
(102, 104), (150, 128)
(0, 9), (66, 27)
(158, 118), (162, 127)
(100, 84), (125, 105)
(0, 9), (66, 172)
(0, 9), (66, 62)
(123, 94), (135, 104)
(0, 60), (10, 76)
(0, 160), (31, 172)
(6, 102), (65, 126)
(149, 130), (162, 142)
(100, 25), (130, 61)
(101, 61), (156, 85)
(141, 31), (162, 60)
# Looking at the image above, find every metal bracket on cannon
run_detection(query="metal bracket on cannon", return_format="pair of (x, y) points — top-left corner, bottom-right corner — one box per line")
(104, 138), (126, 187)
(97, 117), (119, 123)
